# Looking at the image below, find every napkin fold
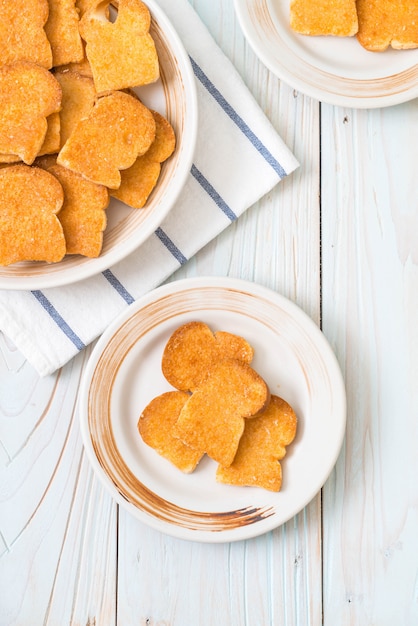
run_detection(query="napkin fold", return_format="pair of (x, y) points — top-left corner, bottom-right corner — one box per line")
(0, 0), (298, 376)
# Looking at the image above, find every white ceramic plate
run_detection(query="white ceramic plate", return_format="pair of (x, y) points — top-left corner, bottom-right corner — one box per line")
(78, 277), (346, 542)
(234, 0), (418, 108)
(0, 0), (197, 290)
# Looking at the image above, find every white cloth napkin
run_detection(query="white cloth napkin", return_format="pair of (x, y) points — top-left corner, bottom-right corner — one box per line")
(0, 0), (298, 377)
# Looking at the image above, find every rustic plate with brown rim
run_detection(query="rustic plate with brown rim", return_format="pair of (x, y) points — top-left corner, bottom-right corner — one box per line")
(78, 277), (346, 542)
(0, 0), (197, 290)
(234, 0), (418, 108)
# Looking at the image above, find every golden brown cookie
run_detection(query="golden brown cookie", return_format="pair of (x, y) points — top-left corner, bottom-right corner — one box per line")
(216, 395), (297, 492)
(0, 114), (60, 164)
(161, 321), (254, 393)
(0, 155), (21, 165)
(46, 163), (109, 257)
(76, 0), (110, 18)
(54, 69), (97, 148)
(0, 62), (62, 165)
(110, 110), (176, 208)
(173, 360), (269, 467)
(356, 0), (418, 51)
(73, 0), (109, 77)
(138, 391), (204, 473)
(290, 0), (358, 36)
(79, 0), (159, 93)
(0, 0), (52, 69)
(58, 40), (94, 78)
(38, 113), (61, 157)
(0, 164), (65, 265)
(57, 90), (156, 188)
(45, 0), (84, 66)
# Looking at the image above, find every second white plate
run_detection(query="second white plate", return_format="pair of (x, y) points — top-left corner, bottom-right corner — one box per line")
(234, 0), (418, 107)
(79, 277), (346, 542)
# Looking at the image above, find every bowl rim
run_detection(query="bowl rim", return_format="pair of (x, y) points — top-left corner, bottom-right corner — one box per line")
(0, 0), (198, 290)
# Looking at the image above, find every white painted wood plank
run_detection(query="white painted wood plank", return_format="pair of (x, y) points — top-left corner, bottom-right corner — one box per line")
(0, 350), (117, 626)
(321, 101), (418, 625)
(0, 2), (325, 625)
(117, 496), (322, 626)
(116, 2), (323, 625)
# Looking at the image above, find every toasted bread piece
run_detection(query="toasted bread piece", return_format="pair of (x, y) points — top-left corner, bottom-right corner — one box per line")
(0, 62), (62, 165)
(54, 69), (97, 148)
(60, 53), (94, 79)
(46, 163), (109, 257)
(37, 113), (61, 157)
(76, 0), (107, 16)
(73, 0), (108, 78)
(216, 395), (297, 492)
(79, 0), (159, 93)
(110, 110), (175, 208)
(290, 0), (358, 36)
(173, 360), (269, 467)
(58, 38), (94, 78)
(57, 90), (156, 188)
(138, 391), (204, 473)
(0, 164), (65, 265)
(356, 0), (418, 51)
(0, 155), (21, 165)
(214, 331), (255, 362)
(0, 0), (52, 69)
(161, 321), (254, 393)
(45, 0), (84, 66)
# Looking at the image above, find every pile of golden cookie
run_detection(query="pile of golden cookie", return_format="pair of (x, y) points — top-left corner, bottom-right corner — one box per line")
(138, 322), (298, 492)
(290, 0), (418, 51)
(0, 0), (175, 266)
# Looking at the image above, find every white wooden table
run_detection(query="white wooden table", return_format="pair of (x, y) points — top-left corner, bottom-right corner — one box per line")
(1, 2), (418, 624)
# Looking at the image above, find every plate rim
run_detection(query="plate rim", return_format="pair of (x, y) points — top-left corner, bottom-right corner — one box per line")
(0, 0), (198, 291)
(233, 0), (418, 108)
(78, 276), (347, 542)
